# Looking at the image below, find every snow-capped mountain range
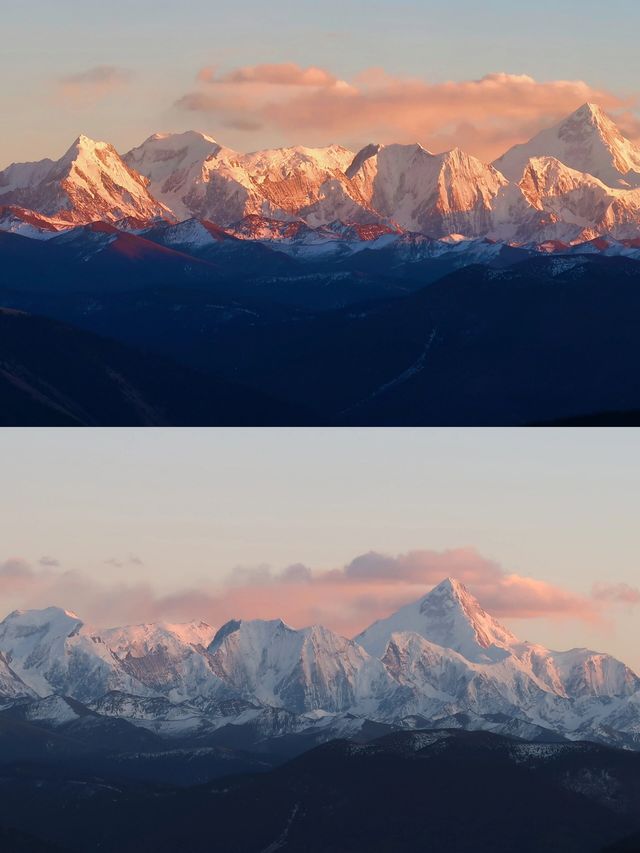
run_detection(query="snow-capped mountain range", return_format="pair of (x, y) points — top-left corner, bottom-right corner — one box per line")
(1, 578), (639, 750)
(2, 104), (640, 248)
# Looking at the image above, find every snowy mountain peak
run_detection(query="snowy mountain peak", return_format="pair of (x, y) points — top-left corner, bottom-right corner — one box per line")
(1, 600), (639, 745)
(562, 102), (626, 141)
(494, 103), (640, 190)
(69, 133), (105, 151)
(60, 135), (128, 171)
(424, 576), (467, 599)
(147, 130), (219, 145)
(346, 141), (507, 235)
(0, 134), (171, 224)
(345, 143), (382, 179)
(208, 618), (291, 653)
(206, 616), (393, 714)
(356, 577), (517, 663)
(209, 619), (244, 650)
(421, 575), (477, 602)
(418, 577), (518, 651)
(4, 111), (640, 243)
(570, 102), (606, 123)
(100, 620), (217, 657)
(2, 605), (84, 636)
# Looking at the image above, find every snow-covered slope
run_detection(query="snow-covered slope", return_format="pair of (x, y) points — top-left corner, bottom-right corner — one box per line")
(518, 156), (640, 240)
(103, 620), (216, 654)
(0, 205), (69, 239)
(0, 651), (36, 702)
(142, 217), (238, 252)
(380, 631), (565, 721)
(3, 105), (640, 244)
(494, 103), (640, 190)
(347, 143), (509, 237)
(100, 621), (224, 702)
(123, 131), (232, 221)
(1, 579), (639, 749)
(550, 648), (640, 699)
(0, 607), (149, 701)
(0, 135), (171, 225)
(356, 580), (640, 736)
(355, 578), (518, 662)
(207, 618), (396, 714)
(119, 111), (640, 241)
(124, 133), (368, 226)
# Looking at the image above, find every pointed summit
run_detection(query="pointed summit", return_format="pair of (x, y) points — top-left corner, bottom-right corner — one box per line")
(206, 617), (391, 714)
(74, 133), (102, 147)
(575, 102), (606, 121)
(417, 577), (518, 655)
(58, 134), (116, 169)
(1, 605), (83, 636)
(0, 134), (171, 224)
(494, 103), (640, 189)
(347, 143), (506, 236)
(426, 576), (469, 598)
(355, 577), (518, 662)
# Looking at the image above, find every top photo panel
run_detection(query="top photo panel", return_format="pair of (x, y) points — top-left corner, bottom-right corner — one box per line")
(2, 0), (640, 426)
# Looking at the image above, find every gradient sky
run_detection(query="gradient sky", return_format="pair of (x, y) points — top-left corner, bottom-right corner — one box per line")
(1, 428), (639, 671)
(2, 0), (640, 166)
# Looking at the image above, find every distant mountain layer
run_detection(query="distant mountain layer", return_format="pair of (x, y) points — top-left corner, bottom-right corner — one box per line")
(0, 730), (639, 853)
(3, 103), (640, 427)
(0, 308), (311, 426)
(2, 579), (640, 752)
(3, 103), (640, 243)
(1, 582), (640, 851)
(2, 238), (640, 425)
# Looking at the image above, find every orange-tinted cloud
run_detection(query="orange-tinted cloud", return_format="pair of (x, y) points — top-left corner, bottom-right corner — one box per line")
(201, 63), (340, 87)
(176, 65), (637, 161)
(58, 65), (134, 105)
(1, 548), (633, 637)
(592, 582), (640, 605)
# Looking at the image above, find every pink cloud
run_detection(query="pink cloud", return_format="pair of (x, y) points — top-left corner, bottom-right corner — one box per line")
(58, 65), (134, 104)
(0, 548), (631, 637)
(176, 66), (637, 161)
(592, 582), (640, 605)
(201, 63), (339, 88)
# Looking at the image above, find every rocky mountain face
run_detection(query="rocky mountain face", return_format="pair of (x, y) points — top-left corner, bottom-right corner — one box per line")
(3, 104), (640, 245)
(0, 607), (152, 702)
(207, 618), (397, 714)
(494, 102), (640, 189)
(0, 650), (35, 701)
(123, 131), (366, 226)
(0, 136), (171, 224)
(347, 143), (509, 235)
(1, 578), (639, 751)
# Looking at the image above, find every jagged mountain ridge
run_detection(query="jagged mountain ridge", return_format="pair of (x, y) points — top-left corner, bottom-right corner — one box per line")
(0, 136), (171, 224)
(3, 104), (640, 243)
(123, 131), (368, 226)
(1, 578), (639, 750)
(494, 103), (640, 189)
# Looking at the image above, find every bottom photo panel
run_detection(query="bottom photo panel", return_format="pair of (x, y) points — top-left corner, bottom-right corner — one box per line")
(1, 427), (639, 853)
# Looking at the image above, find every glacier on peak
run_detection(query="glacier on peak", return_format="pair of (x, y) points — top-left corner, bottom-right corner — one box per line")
(3, 103), (640, 244)
(0, 133), (171, 224)
(494, 102), (640, 190)
(355, 577), (517, 662)
(1, 581), (639, 748)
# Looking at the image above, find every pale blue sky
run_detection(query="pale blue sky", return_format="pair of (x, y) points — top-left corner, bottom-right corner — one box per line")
(2, 0), (639, 166)
(1, 429), (639, 668)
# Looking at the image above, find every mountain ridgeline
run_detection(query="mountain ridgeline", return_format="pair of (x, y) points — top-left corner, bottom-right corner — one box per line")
(1, 580), (640, 851)
(2, 579), (640, 753)
(3, 104), (640, 426)
(3, 103), (640, 242)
